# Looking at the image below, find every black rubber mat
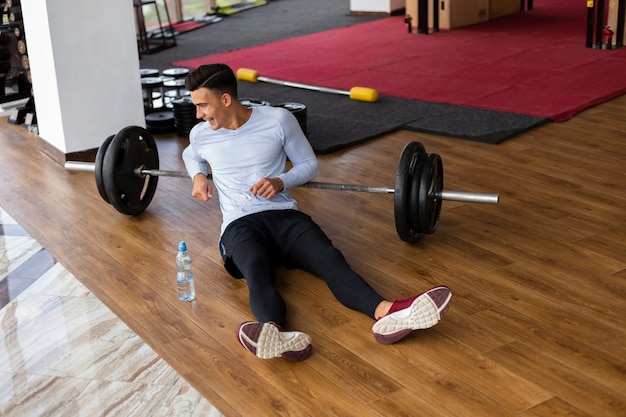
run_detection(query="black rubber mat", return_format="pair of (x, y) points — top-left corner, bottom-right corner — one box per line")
(238, 82), (550, 154)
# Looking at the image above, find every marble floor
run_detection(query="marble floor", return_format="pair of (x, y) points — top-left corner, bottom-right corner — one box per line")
(0, 207), (225, 417)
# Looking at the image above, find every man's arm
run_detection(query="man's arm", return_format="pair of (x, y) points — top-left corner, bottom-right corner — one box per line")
(182, 144), (213, 201)
(278, 112), (319, 190)
(182, 143), (209, 179)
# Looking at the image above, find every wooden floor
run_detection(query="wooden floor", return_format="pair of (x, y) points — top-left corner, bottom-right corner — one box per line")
(1, 94), (625, 417)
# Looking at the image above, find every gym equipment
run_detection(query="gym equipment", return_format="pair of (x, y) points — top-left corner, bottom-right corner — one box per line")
(65, 126), (499, 242)
(145, 110), (176, 134)
(171, 96), (199, 138)
(239, 98), (271, 107)
(235, 68), (379, 103)
(585, 0), (624, 49)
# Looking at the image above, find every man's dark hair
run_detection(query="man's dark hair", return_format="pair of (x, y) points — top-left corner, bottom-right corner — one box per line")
(185, 63), (238, 98)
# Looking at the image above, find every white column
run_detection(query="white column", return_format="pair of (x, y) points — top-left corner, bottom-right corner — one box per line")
(20, 0), (145, 154)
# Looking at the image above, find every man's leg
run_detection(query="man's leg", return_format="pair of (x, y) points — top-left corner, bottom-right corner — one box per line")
(287, 228), (452, 345)
(230, 239), (286, 326)
(286, 228), (384, 319)
(231, 239), (313, 361)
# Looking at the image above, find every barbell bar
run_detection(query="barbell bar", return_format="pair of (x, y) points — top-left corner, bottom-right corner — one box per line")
(236, 68), (380, 103)
(65, 162), (499, 203)
(64, 126), (499, 243)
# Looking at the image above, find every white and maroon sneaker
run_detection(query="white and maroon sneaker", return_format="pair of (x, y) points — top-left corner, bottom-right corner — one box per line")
(372, 286), (452, 344)
(237, 321), (313, 361)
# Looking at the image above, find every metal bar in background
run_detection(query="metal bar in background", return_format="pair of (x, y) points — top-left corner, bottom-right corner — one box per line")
(587, 1), (596, 48)
(595, 0), (606, 48)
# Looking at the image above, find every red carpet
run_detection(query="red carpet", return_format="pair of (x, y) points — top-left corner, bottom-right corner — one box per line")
(167, 20), (209, 34)
(174, 0), (626, 121)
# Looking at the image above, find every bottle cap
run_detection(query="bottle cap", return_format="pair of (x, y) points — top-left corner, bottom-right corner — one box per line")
(178, 241), (187, 251)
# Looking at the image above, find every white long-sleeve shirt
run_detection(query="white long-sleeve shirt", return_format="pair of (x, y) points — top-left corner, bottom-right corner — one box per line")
(182, 105), (319, 236)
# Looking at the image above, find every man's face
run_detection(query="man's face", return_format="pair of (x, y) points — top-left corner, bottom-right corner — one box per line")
(190, 87), (230, 130)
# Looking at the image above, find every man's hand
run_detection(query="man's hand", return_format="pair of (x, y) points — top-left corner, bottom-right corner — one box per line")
(250, 177), (284, 200)
(191, 173), (213, 201)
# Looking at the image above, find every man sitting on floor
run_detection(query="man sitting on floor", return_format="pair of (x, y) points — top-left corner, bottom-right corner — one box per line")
(182, 63), (452, 361)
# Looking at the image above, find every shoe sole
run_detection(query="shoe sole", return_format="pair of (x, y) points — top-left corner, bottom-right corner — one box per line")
(238, 322), (313, 361)
(372, 286), (452, 345)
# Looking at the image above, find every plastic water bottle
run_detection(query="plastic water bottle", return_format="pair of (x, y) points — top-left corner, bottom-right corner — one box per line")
(176, 241), (195, 301)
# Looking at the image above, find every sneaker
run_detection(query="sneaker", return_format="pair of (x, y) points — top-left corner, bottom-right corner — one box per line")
(237, 321), (313, 361)
(372, 286), (452, 345)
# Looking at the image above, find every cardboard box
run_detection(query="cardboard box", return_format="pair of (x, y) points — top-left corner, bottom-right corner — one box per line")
(490, 0), (520, 19)
(405, 0), (489, 31)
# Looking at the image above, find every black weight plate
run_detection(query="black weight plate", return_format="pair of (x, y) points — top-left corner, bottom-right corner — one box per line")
(175, 118), (200, 126)
(146, 110), (175, 127)
(102, 126), (159, 215)
(147, 124), (176, 134)
(164, 90), (189, 99)
(174, 114), (201, 122)
(141, 76), (164, 88)
(394, 141), (426, 243)
(162, 67), (190, 79)
(408, 151), (427, 233)
(94, 134), (115, 204)
(174, 111), (198, 118)
(273, 102), (306, 113)
(139, 68), (159, 78)
(172, 96), (193, 106)
(163, 79), (186, 88)
(176, 121), (202, 131)
(174, 114), (202, 122)
(173, 108), (195, 117)
(175, 121), (198, 129)
(240, 98), (271, 107)
(418, 153), (444, 234)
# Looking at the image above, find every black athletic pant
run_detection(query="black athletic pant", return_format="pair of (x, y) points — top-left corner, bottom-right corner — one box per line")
(220, 210), (384, 327)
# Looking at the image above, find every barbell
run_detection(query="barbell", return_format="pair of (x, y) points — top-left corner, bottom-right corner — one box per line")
(235, 68), (380, 103)
(65, 126), (499, 243)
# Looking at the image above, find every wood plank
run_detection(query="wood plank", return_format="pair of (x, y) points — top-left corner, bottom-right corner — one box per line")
(485, 342), (626, 417)
(1, 94), (626, 416)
